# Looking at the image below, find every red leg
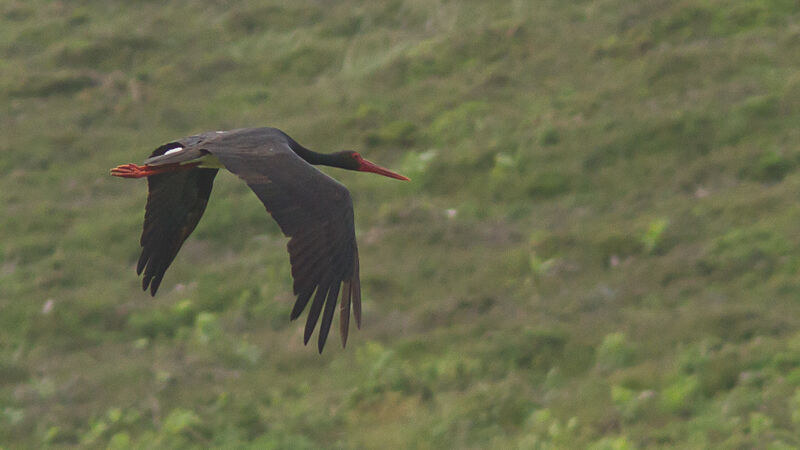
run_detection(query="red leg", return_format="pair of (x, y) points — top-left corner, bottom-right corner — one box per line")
(110, 162), (199, 178)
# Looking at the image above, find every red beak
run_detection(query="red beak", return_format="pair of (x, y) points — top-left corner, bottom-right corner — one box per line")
(358, 158), (410, 181)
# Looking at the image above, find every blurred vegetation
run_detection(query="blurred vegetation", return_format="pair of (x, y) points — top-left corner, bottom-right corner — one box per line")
(2, 0), (800, 447)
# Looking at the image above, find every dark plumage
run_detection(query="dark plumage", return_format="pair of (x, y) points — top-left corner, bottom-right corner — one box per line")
(111, 127), (408, 352)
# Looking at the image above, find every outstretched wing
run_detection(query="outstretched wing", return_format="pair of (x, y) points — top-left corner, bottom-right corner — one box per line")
(137, 139), (218, 295)
(201, 129), (361, 353)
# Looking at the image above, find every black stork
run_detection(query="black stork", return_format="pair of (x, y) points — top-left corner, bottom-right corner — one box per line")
(110, 127), (409, 352)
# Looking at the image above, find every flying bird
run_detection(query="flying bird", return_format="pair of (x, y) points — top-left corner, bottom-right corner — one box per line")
(110, 127), (409, 352)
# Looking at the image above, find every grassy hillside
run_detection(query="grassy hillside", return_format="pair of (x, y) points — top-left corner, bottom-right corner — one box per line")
(2, 0), (800, 447)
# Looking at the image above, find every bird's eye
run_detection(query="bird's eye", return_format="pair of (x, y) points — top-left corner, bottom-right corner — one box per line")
(352, 152), (362, 160)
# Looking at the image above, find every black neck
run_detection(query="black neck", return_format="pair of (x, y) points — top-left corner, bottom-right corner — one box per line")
(287, 137), (346, 168)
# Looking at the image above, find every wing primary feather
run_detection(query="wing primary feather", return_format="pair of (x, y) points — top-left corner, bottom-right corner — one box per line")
(352, 252), (362, 328)
(291, 251), (330, 294)
(304, 279), (331, 345)
(290, 243), (329, 283)
(137, 250), (149, 275)
(150, 272), (164, 296)
(318, 282), (341, 352)
(290, 246), (328, 279)
(142, 256), (164, 295)
(290, 258), (327, 320)
(291, 285), (316, 321)
(353, 285), (361, 328)
(339, 280), (352, 347)
(141, 274), (151, 292)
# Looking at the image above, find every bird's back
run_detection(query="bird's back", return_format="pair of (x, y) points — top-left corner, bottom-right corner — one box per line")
(144, 127), (292, 165)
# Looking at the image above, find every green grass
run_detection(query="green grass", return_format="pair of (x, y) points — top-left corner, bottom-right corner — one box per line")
(2, 0), (800, 447)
